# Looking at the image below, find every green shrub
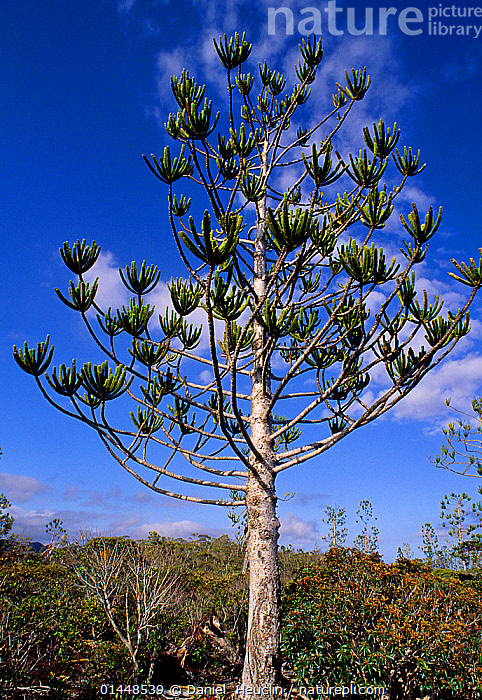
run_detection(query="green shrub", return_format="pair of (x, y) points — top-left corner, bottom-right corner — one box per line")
(282, 547), (482, 699)
(0, 552), (133, 697)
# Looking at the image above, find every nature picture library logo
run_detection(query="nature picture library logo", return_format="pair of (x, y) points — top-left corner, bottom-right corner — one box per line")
(267, 2), (482, 39)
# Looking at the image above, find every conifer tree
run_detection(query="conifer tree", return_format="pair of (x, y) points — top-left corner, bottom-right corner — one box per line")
(321, 501), (347, 547)
(396, 542), (415, 561)
(440, 492), (481, 570)
(13, 32), (482, 690)
(430, 395), (482, 486)
(0, 450), (14, 545)
(419, 522), (439, 565)
(353, 499), (378, 553)
(0, 494), (13, 541)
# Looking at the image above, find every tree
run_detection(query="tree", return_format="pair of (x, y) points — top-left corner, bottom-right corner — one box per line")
(396, 542), (414, 561)
(440, 492), (481, 571)
(45, 518), (68, 552)
(353, 499), (378, 553)
(429, 400), (482, 569)
(13, 31), (482, 690)
(321, 501), (347, 547)
(0, 449), (14, 546)
(60, 534), (181, 679)
(0, 494), (13, 542)
(430, 395), (482, 487)
(419, 522), (439, 565)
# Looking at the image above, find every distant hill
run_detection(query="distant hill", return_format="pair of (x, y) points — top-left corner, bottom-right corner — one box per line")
(0, 539), (46, 553)
(30, 541), (46, 552)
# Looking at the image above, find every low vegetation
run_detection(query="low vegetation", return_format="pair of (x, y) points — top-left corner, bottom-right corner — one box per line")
(283, 547), (482, 699)
(1, 530), (482, 699)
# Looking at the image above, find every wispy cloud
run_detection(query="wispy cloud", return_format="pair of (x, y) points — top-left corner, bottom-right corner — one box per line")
(9, 505), (108, 542)
(0, 473), (49, 503)
(64, 484), (80, 501)
(440, 44), (480, 84)
(294, 491), (329, 507)
(9, 505), (56, 539)
(117, 0), (136, 14)
(133, 490), (153, 503)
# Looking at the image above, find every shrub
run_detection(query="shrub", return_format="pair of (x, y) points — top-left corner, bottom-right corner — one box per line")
(0, 553), (107, 698)
(282, 547), (482, 699)
(0, 551), (146, 698)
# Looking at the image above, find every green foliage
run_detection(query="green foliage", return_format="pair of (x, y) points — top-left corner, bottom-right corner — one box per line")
(143, 145), (193, 184)
(60, 535), (183, 679)
(400, 202), (442, 244)
(80, 361), (132, 402)
(1, 532), (289, 695)
(0, 492), (14, 541)
(213, 32), (252, 70)
(392, 145), (425, 177)
(5, 526), (480, 697)
(0, 553), (110, 698)
(283, 548), (482, 698)
(353, 499), (379, 554)
(337, 67), (370, 101)
(60, 239), (101, 275)
(321, 502), (347, 547)
(363, 120), (400, 160)
(419, 522), (439, 565)
(439, 492), (482, 571)
(449, 250), (482, 288)
(55, 278), (99, 312)
(168, 277), (204, 316)
(120, 261), (161, 296)
(148, 532), (248, 644)
(13, 335), (54, 377)
(396, 542), (415, 561)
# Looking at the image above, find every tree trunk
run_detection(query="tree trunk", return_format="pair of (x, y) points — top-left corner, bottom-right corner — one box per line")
(241, 469), (283, 693)
(240, 141), (284, 695)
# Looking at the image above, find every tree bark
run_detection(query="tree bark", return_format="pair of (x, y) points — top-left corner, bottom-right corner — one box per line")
(241, 468), (283, 693)
(240, 142), (284, 695)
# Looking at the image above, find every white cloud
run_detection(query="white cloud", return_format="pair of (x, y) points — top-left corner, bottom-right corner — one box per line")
(301, 35), (414, 158)
(64, 485), (80, 501)
(9, 505), (110, 542)
(134, 519), (220, 538)
(0, 473), (49, 503)
(138, 17), (161, 37)
(399, 184), (432, 210)
(9, 506), (56, 537)
(279, 511), (319, 548)
(199, 369), (214, 384)
(440, 45), (480, 84)
(83, 250), (130, 311)
(393, 353), (482, 424)
(155, 46), (193, 105)
(412, 275), (466, 314)
(192, 0), (243, 31)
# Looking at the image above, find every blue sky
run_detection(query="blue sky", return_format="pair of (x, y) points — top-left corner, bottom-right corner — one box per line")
(2, 0), (482, 561)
